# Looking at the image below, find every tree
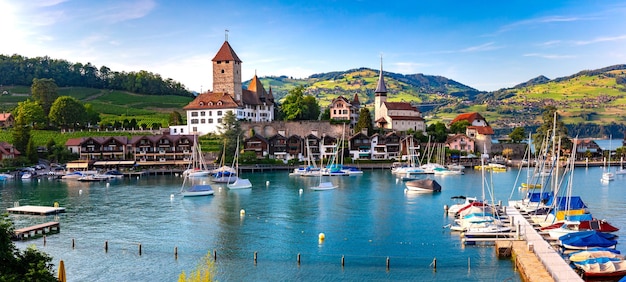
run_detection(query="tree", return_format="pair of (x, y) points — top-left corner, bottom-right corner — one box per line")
(354, 108), (373, 135)
(169, 111), (183, 125)
(449, 120), (470, 134)
(84, 104), (100, 127)
(533, 106), (571, 154)
(48, 96), (87, 129)
(0, 214), (57, 281)
(509, 127), (526, 143)
(217, 111), (242, 163)
(14, 100), (46, 129)
(31, 78), (58, 116)
(280, 86), (319, 121)
(426, 122), (448, 143)
(11, 110), (31, 154)
(26, 138), (38, 164)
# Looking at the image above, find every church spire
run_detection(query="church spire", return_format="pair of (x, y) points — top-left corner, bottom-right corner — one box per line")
(374, 55), (387, 96)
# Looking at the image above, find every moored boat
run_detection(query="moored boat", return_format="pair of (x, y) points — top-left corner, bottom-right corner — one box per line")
(405, 178), (441, 192)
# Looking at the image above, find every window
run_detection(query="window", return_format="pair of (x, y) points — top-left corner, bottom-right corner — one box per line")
(209, 119), (213, 123)
(191, 112), (198, 117)
(221, 69), (224, 73)
(209, 111), (212, 116)
(191, 119), (198, 124)
(193, 127), (197, 132)
(173, 129), (177, 133)
(199, 102), (204, 106)
(200, 111), (205, 116)
(201, 119), (205, 124)
(226, 60), (229, 64)
(217, 111), (222, 116)
(217, 118), (222, 123)
(217, 61), (221, 64)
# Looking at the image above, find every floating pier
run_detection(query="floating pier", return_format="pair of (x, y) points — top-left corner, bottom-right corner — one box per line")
(6, 205), (66, 215)
(12, 221), (60, 240)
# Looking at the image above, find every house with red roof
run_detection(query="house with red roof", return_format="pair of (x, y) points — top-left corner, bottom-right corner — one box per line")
(0, 142), (20, 161)
(0, 113), (14, 128)
(170, 38), (275, 136)
(450, 112), (494, 155)
(373, 59), (425, 132)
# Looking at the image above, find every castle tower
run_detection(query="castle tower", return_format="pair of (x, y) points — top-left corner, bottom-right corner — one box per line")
(374, 56), (387, 122)
(212, 39), (242, 101)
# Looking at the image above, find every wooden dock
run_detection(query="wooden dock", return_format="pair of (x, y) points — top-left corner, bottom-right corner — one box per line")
(12, 221), (60, 240)
(6, 205), (66, 215)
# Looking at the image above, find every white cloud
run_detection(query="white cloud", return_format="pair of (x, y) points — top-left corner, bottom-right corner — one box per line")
(574, 35), (626, 45)
(523, 53), (575, 59)
(460, 42), (500, 52)
(95, 0), (156, 23)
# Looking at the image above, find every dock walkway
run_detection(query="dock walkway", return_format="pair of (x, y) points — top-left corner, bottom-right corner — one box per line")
(12, 221), (60, 240)
(505, 205), (582, 282)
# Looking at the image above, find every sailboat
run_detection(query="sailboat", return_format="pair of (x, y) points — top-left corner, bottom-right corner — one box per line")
(212, 140), (238, 184)
(183, 135), (210, 177)
(227, 137), (252, 189)
(310, 153), (337, 190)
(180, 136), (214, 197)
(601, 136), (615, 182)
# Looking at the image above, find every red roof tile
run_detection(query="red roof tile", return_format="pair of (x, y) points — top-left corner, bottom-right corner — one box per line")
(388, 115), (424, 121)
(451, 112), (486, 125)
(183, 92), (240, 110)
(212, 41), (241, 62)
(467, 125), (494, 135)
(384, 102), (419, 111)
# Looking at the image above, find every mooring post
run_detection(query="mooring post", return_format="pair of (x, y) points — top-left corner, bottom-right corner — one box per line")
(254, 251), (257, 264)
(43, 235), (46, 246)
(139, 243), (142, 256)
(105, 240), (108, 253)
(297, 253), (301, 265)
(341, 255), (345, 267)
(213, 249), (217, 261)
(174, 246), (178, 260)
(72, 238), (75, 249)
(386, 257), (390, 270)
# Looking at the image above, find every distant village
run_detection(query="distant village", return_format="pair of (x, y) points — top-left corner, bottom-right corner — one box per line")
(1, 39), (625, 170)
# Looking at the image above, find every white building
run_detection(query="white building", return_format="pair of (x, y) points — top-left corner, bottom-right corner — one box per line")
(170, 39), (275, 136)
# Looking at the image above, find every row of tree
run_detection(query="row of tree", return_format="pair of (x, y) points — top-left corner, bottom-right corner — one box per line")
(0, 54), (192, 97)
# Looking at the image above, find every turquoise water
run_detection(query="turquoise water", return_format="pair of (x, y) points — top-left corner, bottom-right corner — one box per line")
(2, 167), (625, 281)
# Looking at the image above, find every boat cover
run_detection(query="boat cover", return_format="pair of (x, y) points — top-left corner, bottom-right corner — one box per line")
(526, 192), (553, 203)
(546, 196), (588, 210)
(560, 231), (617, 248)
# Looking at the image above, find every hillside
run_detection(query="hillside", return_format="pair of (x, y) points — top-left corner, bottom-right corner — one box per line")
(0, 85), (192, 127)
(248, 67), (478, 107)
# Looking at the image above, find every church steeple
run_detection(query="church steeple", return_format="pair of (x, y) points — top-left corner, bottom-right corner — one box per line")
(374, 56), (387, 96)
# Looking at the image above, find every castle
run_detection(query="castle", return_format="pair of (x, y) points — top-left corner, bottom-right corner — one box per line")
(170, 39), (275, 136)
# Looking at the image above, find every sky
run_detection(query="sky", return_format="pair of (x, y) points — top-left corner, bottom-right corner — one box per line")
(1, 0), (626, 92)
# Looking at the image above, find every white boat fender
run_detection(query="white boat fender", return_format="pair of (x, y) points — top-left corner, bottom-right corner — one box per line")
(240, 209), (245, 216)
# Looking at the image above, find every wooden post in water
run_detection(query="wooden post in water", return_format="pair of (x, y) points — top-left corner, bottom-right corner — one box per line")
(213, 249), (217, 261)
(43, 235), (46, 246)
(138, 243), (142, 256)
(254, 251), (257, 265)
(174, 247), (178, 260)
(433, 257), (437, 271)
(341, 255), (345, 267)
(386, 257), (390, 270)
(297, 253), (301, 265)
(72, 238), (75, 249)
(105, 240), (108, 253)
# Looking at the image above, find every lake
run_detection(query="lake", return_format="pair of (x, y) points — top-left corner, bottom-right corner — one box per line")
(2, 166), (625, 281)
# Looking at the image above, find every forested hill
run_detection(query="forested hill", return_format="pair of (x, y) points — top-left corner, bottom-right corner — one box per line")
(249, 67), (481, 107)
(0, 54), (192, 97)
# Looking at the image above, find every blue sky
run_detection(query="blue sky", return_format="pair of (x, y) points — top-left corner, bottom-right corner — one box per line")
(2, 0), (626, 92)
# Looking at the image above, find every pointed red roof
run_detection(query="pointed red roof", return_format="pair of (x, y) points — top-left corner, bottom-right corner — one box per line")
(212, 41), (241, 62)
(451, 112), (486, 125)
(352, 93), (360, 104)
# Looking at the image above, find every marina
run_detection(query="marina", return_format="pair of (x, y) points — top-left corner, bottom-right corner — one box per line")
(0, 166), (624, 281)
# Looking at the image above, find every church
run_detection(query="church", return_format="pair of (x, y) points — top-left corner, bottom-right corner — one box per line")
(373, 59), (425, 133)
(170, 39), (275, 136)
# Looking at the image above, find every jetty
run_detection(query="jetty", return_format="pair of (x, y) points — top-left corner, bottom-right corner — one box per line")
(502, 205), (582, 282)
(6, 205), (66, 215)
(12, 222), (60, 241)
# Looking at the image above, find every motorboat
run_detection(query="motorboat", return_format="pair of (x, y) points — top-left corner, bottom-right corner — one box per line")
(181, 184), (214, 197)
(559, 231), (618, 250)
(310, 181), (337, 191)
(447, 196), (478, 215)
(405, 178), (441, 192)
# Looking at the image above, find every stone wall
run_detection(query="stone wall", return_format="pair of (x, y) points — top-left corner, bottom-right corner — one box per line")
(241, 121), (348, 139)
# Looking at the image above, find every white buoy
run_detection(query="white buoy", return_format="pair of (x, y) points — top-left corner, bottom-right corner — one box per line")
(79, 189), (83, 195)
(106, 183), (110, 187)
(170, 194), (174, 200)
(266, 181), (270, 186)
(299, 188), (303, 194)
(318, 233), (325, 241)
(395, 178), (399, 184)
(137, 176), (140, 180)
(240, 209), (246, 216)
